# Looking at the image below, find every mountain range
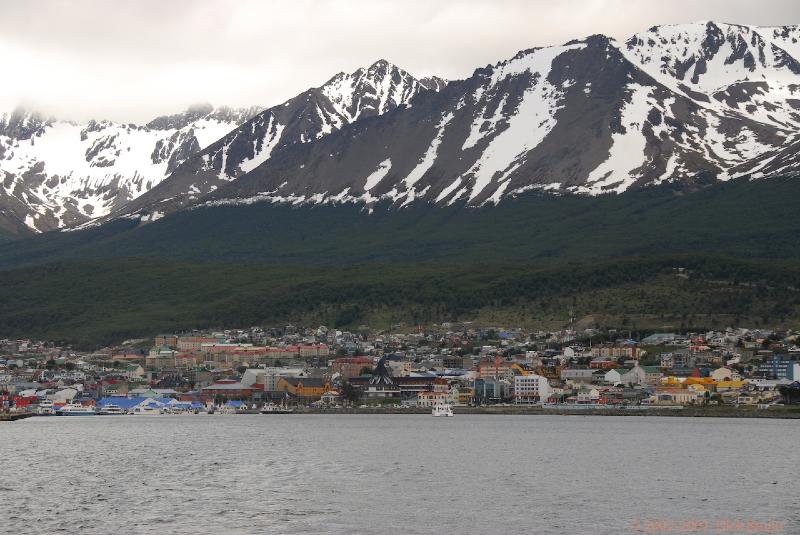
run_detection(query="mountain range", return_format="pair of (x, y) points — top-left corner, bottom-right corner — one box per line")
(3, 20), (800, 345)
(2, 21), (800, 238)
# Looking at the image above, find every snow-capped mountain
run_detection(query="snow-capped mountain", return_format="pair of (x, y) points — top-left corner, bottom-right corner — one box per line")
(0, 104), (260, 233)
(112, 61), (447, 221)
(193, 22), (798, 210)
(4, 22), (800, 237)
(624, 22), (800, 129)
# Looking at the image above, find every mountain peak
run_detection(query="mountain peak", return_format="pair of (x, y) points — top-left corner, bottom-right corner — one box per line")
(369, 58), (392, 70)
(0, 107), (54, 140)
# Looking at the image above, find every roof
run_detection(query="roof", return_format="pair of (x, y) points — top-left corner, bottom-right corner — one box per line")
(283, 377), (326, 387)
(369, 356), (395, 386)
(201, 382), (250, 390)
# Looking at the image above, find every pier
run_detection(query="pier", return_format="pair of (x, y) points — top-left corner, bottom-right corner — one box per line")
(0, 412), (36, 422)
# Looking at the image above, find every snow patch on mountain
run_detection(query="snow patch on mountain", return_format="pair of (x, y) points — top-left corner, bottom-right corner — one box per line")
(363, 159), (393, 191)
(463, 44), (585, 202)
(584, 84), (652, 193)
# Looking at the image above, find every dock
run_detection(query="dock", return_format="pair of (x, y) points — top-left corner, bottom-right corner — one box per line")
(0, 412), (36, 422)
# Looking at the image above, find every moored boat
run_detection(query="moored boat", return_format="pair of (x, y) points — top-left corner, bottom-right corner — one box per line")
(260, 402), (293, 414)
(431, 402), (454, 417)
(56, 402), (97, 416)
(97, 404), (127, 415)
(130, 405), (163, 415)
(37, 399), (55, 415)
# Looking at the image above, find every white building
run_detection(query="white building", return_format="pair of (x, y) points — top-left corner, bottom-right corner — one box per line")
(604, 368), (626, 385)
(513, 374), (553, 404)
(710, 367), (740, 382)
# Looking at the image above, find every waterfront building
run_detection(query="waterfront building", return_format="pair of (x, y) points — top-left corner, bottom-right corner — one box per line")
(201, 380), (260, 401)
(513, 373), (553, 404)
(276, 377), (330, 400)
(361, 356), (401, 398)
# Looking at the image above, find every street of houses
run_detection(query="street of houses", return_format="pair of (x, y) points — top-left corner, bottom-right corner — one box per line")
(2, 323), (800, 414)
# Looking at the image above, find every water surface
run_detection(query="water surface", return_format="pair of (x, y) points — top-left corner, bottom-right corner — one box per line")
(1, 415), (796, 534)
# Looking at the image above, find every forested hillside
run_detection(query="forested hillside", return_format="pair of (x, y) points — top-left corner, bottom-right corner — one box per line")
(1, 255), (798, 348)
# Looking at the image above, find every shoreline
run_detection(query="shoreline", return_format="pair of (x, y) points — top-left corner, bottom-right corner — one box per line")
(298, 406), (800, 418)
(5, 407), (799, 421)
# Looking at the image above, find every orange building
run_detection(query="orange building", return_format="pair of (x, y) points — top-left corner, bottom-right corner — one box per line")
(276, 377), (330, 400)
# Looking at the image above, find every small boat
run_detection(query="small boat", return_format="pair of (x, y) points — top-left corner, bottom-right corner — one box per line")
(431, 402), (454, 417)
(97, 404), (126, 415)
(130, 405), (163, 415)
(260, 402), (293, 414)
(37, 399), (55, 415)
(56, 402), (97, 416)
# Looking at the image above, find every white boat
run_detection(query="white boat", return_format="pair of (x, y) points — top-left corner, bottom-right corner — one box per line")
(130, 406), (163, 415)
(431, 402), (454, 417)
(37, 399), (55, 415)
(56, 402), (97, 416)
(97, 404), (127, 415)
(260, 402), (293, 414)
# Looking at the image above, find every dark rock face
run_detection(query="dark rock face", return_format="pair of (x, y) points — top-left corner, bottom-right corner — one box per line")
(0, 108), (52, 140)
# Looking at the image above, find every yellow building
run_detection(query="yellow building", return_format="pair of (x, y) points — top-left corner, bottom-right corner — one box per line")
(276, 377), (330, 400)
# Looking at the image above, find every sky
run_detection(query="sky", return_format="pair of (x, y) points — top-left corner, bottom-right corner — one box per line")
(1, 0), (798, 123)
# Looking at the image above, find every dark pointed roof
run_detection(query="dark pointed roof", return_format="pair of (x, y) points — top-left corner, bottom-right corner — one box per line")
(369, 356), (395, 386)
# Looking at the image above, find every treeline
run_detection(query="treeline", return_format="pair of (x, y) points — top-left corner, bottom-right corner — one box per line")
(0, 254), (799, 348)
(2, 176), (800, 270)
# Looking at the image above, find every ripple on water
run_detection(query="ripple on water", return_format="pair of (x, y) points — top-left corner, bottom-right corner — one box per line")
(1, 415), (798, 535)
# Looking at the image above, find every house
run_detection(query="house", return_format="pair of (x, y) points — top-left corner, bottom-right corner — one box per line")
(710, 367), (740, 382)
(589, 358), (618, 369)
(319, 390), (340, 405)
(417, 390), (447, 407)
(619, 366), (646, 386)
(154, 335), (178, 348)
(331, 357), (374, 380)
(649, 388), (698, 405)
(572, 387), (600, 404)
(145, 347), (178, 369)
(642, 366), (663, 385)
(124, 364), (145, 380)
(448, 386), (473, 406)
(604, 368), (627, 385)
(560, 368), (594, 384)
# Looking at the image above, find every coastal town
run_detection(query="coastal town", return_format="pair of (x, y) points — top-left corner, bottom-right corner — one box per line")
(2, 323), (800, 417)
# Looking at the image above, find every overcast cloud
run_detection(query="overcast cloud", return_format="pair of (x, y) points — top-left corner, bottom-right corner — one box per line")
(1, 0), (798, 123)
